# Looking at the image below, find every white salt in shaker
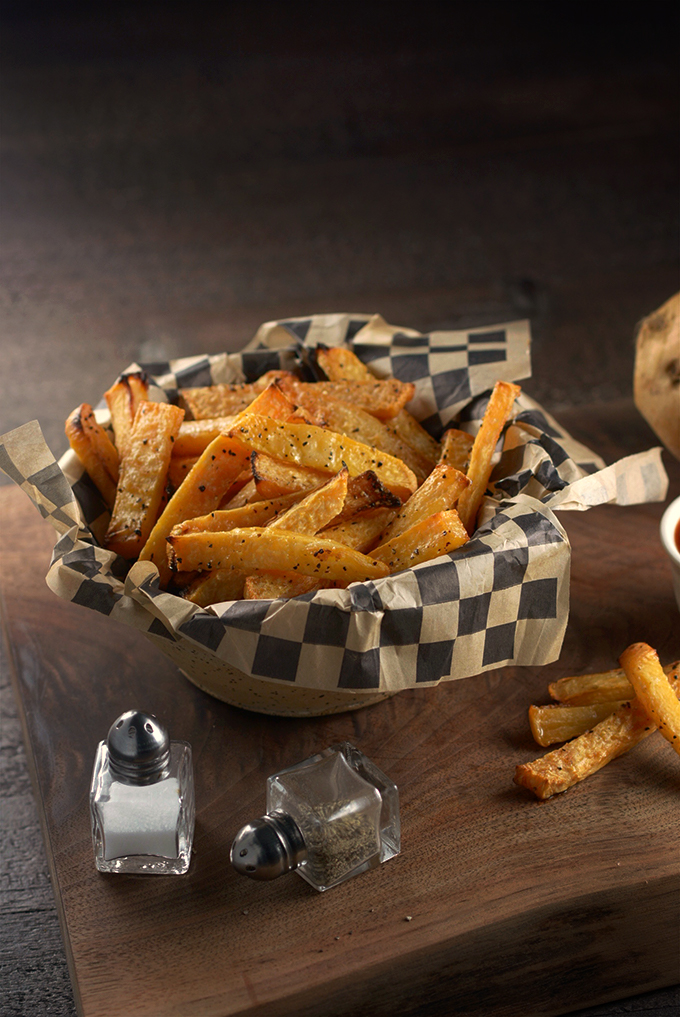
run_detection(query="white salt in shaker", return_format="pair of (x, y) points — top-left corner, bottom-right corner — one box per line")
(89, 710), (195, 875)
(231, 743), (400, 891)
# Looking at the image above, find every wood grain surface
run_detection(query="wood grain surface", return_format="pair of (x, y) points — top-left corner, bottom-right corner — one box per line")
(1, 402), (679, 1017)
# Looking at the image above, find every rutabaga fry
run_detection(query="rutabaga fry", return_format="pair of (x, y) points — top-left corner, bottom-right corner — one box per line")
(287, 379), (415, 420)
(243, 571), (324, 600)
(65, 404), (119, 508)
(171, 493), (306, 537)
(515, 661), (680, 799)
(228, 415), (418, 501)
(167, 528), (390, 583)
(529, 701), (626, 747)
(266, 467), (349, 535)
(370, 509), (469, 574)
(438, 428), (474, 473)
(104, 371), (150, 460)
(457, 381), (521, 534)
(138, 434), (251, 585)
(376, 462), (469, 545)
(105, 401), (185, 559)
(138, 383), (295, 587)
(620, 643), (680, 756)
(548, 661), (676, 705)
(320, 508), (397, 553)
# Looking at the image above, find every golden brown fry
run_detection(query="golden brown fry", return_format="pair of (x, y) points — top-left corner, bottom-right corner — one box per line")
(515, 662), (680, 799)
(65, 404), (119, 508)
(105, 401), (185, 559)
(267, 468), (349, 536)
(138, 383), (296, 587)
(438, 428), (474, 473)
(548, 662), (676, 705)
(182, 568), (246, 606)
(289, 379), (415, 420)
(104, 371), (150, 459)
(333, 471), (401, 522)
(168, 455), (200, 490)
(177, 383), (261, 420)
(315, 344), (373, 382)
(172, 417), (238, 457)
(620, 643), (680, 756)
(320, 508), (397, 553)
(229, 414), (418, 501)
(167, 528), (390, 583)
(529, 701), (625, 747)
(251, 451), (329, 499)
(389, 410), (439, 474)
(370, 509), (469, 574)
(243, 571), (323, 600)
(171, 494), (306, 537)
(279, 378), (428, 483)
(138, 435), (251, 585)
(457, 381), (521, 534)
(376, 463), (469, 545)
(80, 407), (120, 484)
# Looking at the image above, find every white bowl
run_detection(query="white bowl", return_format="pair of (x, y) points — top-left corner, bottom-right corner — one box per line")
(660, 494), (680, 612)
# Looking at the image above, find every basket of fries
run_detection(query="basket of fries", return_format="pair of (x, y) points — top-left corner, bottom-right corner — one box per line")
(0, 313), (668, 716)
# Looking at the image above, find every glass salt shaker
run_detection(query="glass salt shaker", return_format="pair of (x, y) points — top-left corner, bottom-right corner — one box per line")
(230, 742), (400, 891)
(89, 710), (195, 875)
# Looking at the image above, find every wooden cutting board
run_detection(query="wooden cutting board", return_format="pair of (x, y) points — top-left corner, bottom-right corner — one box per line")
(2, 401), (679, 1017)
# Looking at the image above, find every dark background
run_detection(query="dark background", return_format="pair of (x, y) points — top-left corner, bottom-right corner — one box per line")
(1, 2), (678, 1015)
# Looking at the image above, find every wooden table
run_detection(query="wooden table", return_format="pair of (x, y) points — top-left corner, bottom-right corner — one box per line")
(2, 400), (679, 1017)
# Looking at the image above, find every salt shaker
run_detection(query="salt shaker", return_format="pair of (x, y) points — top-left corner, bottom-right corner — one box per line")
(231, 742), (400, 891)
(89, 710), (195, 874)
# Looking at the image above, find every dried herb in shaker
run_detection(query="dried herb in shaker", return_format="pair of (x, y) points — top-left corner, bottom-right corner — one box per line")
(231, 743), (400, 892)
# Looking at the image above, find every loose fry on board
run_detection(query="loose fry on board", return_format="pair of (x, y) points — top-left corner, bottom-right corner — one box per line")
(529, 702), (626, 747)
(370, 509), (469, 574)
(620, 643), (680, 757)
(65, 404), (119, 508)
(228, 415), (418, 501)
(457, 381), (521, 534)
(548, 662), (676, 705)
(105, 401), (184, 559)
(376, 463), (469, 544)
(515, 660), (680, 799)
(167, 528), (390, 583)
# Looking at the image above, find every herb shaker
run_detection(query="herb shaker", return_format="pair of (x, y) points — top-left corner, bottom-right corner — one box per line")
(89, 710), (195, 875)
(231, 743), (400, 891)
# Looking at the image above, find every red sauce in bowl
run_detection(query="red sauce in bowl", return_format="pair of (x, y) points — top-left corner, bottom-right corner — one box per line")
(676, 518), (680, 554)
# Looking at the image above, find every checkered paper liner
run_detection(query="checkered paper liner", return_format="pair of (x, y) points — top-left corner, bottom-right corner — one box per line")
(0, 313), (668, 694)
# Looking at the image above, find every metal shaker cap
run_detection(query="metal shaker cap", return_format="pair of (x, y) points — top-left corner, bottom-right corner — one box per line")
(106, 711), (171, 783)
(230, 811), (307, 880)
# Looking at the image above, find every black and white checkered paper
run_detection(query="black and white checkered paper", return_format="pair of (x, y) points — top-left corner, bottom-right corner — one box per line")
(0, 314), (668, 702)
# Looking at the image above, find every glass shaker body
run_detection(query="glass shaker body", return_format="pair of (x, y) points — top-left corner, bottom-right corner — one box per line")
(266, 742), (400, 891)
(90, 740), (195, 875)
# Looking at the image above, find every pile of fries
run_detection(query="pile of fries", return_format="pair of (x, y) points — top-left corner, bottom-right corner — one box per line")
(64, 346), (521, 607)
(515, 642), (680, 800)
